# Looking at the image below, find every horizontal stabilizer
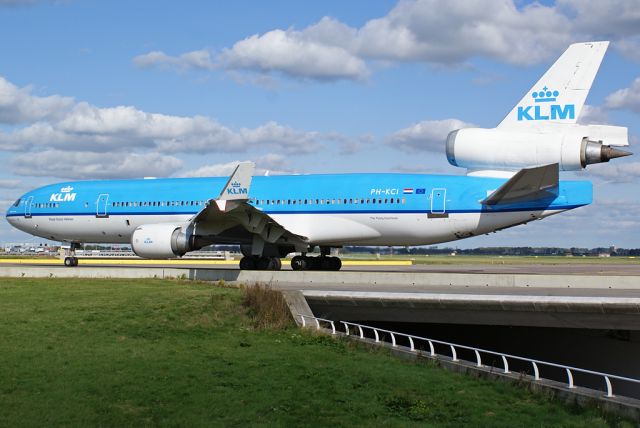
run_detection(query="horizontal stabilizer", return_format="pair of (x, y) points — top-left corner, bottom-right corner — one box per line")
(482, 163), (559, 206)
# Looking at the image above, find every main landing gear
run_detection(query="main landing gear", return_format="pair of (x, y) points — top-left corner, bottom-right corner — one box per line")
(63, 243), (81, 267)
(237, 245), (342, 271)
(290, 255), (341, 271)
(239, 256), (282, 271)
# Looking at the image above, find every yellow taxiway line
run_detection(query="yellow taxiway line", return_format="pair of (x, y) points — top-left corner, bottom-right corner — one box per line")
(0, 258), (413, 266)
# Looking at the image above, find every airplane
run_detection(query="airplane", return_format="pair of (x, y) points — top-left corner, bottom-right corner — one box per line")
(5, 41), (631, 270)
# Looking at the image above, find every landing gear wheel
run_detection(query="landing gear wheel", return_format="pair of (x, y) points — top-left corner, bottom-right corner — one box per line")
(272, 258), (282, 271)
(257, 256), (272, 270)
(239, 256), (257, 270)
(330, 257), (342, 271)
(307, 257), (320, 270)
(291, 255), (307, 271)
(64, 257), (78, 267)
(320, 257), (333, 271)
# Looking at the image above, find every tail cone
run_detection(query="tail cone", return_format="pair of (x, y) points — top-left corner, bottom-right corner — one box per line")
(583, 140), (632, 166)
(601, 146), (632, 162)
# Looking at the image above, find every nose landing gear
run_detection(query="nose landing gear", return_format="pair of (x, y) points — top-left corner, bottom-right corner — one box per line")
(63, 243), (81, 267)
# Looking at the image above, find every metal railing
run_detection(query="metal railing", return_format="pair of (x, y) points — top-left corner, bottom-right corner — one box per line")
(298, 314), (640, 399)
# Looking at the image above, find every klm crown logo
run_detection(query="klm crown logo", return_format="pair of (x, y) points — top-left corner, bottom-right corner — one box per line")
(226, 181), (248, 195)
(517, 86), (575, 121)
(532, 87), (560, 103)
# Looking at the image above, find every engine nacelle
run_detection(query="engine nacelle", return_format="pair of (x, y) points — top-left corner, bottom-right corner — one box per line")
(446, 125), (629, 171)
(131, 223), (195, 259)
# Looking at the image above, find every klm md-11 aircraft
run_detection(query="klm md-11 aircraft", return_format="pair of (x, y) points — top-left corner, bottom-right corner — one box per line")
(5, 42), (631, 270)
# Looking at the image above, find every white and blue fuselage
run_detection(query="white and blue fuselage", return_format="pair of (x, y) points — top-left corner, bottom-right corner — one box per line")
(5, 173), (591, 247)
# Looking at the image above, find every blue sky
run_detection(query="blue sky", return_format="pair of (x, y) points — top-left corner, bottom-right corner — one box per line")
(1, 0), (639, 248)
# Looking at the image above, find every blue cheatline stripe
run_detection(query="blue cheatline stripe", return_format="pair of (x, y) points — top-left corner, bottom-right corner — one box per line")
(6, 204), (584, 218)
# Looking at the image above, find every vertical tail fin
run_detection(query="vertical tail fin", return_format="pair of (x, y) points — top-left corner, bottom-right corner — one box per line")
(498, 41), (609, 128)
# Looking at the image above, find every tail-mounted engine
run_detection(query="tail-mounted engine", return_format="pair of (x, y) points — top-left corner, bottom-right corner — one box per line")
(446, 125), (630, 172)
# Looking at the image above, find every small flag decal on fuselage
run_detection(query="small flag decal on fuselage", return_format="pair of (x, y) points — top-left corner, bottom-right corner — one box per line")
(403, 188), (413, 194)
(416, 188), (425, 194)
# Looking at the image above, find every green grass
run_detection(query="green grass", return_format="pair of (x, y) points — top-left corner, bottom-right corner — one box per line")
(0, 278), (632, 427)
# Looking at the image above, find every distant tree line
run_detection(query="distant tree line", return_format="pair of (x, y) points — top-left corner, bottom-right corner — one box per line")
(45, 243), (640, 257)
(343, 246), (640, 257)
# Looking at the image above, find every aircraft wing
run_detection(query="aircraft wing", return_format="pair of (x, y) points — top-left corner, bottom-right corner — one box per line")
(482, 163), (559, 206)
(188, 163), (308, 250)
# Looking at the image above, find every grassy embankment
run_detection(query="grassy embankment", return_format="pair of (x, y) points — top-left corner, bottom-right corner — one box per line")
(0, 278), (633, 427)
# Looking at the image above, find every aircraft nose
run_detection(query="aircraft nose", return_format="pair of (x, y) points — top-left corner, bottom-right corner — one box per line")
(5, 197), (21, 227)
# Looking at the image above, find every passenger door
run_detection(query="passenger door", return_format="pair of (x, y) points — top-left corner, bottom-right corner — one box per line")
(96, 194), (109, 218)
(429, 188), (447, 218)
(24, 196), (33, 218)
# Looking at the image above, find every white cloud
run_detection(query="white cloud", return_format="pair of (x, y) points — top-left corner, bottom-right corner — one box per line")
(0, 179), (21, 188)
(355, 0), (571, 66)
(181, 154), (295, 178)
(558, 0), (640, 37)
(387, 118), (474, 153)
(134, 0), (640, 82)
(219, 19), (368, 81)
(577, 104), (609, 124)
(0, 76), (74, 124)
(584, 161), (640, 183)
(605, 77), (640, 113)
(614, 36), (640, 62)
(133, 49), (216, 71)
(239, 121), (320, 153)
(12, 151), (184, 179)
(0, 76), (326, 156)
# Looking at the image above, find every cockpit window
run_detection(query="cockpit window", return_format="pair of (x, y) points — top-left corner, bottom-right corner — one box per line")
(13, 198), (21, 207)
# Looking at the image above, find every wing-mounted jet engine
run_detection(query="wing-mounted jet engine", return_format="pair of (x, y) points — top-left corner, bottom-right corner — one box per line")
(445, 41), (631, 176)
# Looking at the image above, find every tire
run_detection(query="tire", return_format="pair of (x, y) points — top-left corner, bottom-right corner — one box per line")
(291, 255), (307, 271)
(272, 258), (282, 271)
(330, 257), (342, 271)
(239, 256), (256, 270)
(320, 257), (333, 271)
(308, 257), (321, 270)
(64, 257), (72, 267)
(71, 257), (79, 267)
(257, 256), (272, 270)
